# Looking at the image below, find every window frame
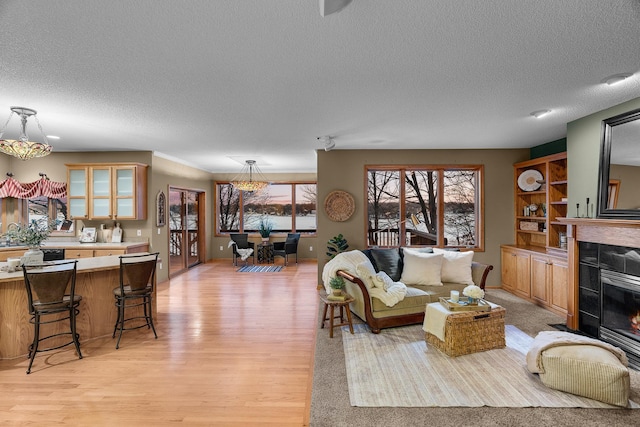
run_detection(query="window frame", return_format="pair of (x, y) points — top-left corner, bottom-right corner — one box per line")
(365, 164), (484, 251)
(215, 181), (317, 236)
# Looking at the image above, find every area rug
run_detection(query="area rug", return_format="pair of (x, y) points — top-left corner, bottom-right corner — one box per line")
(342, 323), (638, 408)
(236, 265), (282, 272)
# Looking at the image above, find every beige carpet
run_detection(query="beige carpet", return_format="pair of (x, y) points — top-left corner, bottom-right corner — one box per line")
(343, 323), (638, 408)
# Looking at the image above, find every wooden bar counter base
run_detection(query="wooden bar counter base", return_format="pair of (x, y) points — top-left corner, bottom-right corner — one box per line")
(0, 255), (156, 359)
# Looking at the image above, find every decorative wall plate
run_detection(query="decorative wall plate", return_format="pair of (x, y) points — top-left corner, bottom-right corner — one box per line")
(517, 169), (543, 191)
(324, 190), (355, 222)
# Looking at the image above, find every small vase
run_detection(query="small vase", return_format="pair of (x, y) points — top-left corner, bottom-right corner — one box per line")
(261, 237), (269, 243)
(332, 289), (343, 296)
(22, 247), (44, 266)
(467, 297), (478, 305)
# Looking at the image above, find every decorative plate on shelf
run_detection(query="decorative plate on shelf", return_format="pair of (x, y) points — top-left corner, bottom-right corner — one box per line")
(517, 169), (544, 192)
(324, 190), (355, 222)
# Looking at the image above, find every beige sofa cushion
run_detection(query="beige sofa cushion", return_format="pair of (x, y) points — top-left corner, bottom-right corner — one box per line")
(400, 249), (443, 286)
(539, 344), (630, 407)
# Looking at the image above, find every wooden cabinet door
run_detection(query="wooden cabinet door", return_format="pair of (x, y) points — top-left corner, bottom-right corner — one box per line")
(501, 248), (517, 291)
(113, 166), (137, 220)
(93, 249), (127, 257)
(67, 166), (89, 219)
(90, 166), (113, 220)
(530, 254), (550, 305)
(549, 256), (568, 313)
(65, 249), (95, 259)
(514, 251), (531, 298)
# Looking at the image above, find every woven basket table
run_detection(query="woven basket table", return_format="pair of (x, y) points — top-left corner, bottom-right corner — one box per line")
(425, 304), (506, 357)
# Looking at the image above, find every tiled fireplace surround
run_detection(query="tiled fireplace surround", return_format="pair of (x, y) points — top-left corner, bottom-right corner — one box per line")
(563, 218), (640, 368)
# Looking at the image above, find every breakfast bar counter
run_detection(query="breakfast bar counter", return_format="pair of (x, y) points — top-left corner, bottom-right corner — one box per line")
(0, 255), (156, 359)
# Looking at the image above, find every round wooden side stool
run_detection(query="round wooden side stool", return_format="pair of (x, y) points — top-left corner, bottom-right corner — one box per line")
(319, 292), (355, 338)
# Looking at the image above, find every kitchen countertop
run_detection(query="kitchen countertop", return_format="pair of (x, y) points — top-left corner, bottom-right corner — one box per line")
(0, 241), (148, 250)
(0, 255), (125, 281)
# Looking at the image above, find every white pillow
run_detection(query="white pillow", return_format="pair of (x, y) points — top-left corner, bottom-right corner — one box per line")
(400, 249), (443, 286)
(433, 248), (474, 285)
(355, 260), (378, 289)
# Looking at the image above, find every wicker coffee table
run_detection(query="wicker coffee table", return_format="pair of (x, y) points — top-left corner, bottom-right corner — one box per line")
(423, 301), (506, 357)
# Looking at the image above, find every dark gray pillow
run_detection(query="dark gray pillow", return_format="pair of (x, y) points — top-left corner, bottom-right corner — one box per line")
(370, 248), (403, 282)
(360, 249), (378, 271)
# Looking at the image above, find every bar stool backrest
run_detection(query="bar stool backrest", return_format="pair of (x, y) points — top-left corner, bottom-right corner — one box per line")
(23, 261), (78, 312)
(119, 253), (159, 292)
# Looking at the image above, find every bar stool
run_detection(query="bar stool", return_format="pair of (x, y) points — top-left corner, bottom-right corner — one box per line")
(112, 252), (160, 349)
(22, 260), (82, 374)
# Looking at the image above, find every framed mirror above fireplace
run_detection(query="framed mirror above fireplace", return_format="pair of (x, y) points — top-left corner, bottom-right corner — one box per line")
(597, 107), (640, 218)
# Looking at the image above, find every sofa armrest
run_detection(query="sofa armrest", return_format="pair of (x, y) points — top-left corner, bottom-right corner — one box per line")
(471, 261), (493, 290)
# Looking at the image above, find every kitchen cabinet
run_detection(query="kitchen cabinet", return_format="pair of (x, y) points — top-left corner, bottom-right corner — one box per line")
(66, 163), (148, 220)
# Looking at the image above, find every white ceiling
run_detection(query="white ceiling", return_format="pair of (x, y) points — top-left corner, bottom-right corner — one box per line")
(1, 0), (639, 173)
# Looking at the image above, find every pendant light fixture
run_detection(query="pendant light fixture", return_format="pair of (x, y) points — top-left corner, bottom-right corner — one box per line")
(230, 160), (269, 192)
(0, 106), (53, 160)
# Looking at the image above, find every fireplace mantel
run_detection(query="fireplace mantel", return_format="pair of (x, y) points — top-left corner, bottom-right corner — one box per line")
(560, 217), (640, 329)
(559, 218), (640, 248)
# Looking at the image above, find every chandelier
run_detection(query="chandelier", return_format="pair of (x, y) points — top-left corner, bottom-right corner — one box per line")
(0, 106), (53, 160)
(230, 160), (269, 192)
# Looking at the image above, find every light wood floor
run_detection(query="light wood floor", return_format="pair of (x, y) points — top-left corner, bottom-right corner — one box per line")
(0, 260), (319, 426)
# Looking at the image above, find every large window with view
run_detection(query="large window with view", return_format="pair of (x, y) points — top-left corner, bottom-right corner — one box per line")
(367, 166), (482, 250)
(216, 182), (316, 234)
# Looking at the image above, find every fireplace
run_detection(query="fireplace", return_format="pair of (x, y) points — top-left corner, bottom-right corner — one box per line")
(600, 269), (640, 368)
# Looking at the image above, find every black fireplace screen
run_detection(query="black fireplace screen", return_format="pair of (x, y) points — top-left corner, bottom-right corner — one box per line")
(601, 270), (640, 340)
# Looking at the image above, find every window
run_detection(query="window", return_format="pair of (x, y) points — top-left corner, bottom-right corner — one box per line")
(366, 165), (483, 249)
(25, 197), (74, 233)
(216, 182), (316, 234)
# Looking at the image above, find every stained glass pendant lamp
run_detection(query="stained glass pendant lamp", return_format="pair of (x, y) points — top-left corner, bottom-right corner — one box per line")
(230, 160), (269, 192)
(0, 106), (53, 160)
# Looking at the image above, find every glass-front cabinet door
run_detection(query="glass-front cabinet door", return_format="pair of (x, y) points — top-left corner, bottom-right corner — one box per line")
(90, 166), (112, 219)
(67, 166), (89, 219)
(114, 167), (135, 219)
(67, 163), (148, 221)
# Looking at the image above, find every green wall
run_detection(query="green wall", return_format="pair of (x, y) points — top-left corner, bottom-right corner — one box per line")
(567, 97), (640, 213)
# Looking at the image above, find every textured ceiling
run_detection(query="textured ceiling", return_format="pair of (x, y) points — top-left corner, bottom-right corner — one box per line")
(0, 0), (639, 173)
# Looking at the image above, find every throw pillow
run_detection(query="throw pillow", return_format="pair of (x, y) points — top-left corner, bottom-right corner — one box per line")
(433, 248), (474, 285)
(400, 249), (443, 286)
(370, 248), (403, 282)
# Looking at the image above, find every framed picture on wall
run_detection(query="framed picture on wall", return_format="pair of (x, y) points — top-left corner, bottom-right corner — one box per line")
(156, 190), (166, 227)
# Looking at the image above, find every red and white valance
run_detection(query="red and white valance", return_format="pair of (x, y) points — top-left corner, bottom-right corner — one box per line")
(0, 176), (67, 199)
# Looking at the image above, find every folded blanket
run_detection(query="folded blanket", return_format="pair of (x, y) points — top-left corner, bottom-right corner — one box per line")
(322, 250), (370, 294)
(526, 331), (629, 374)
(228, 240), (254, 261)
(322, 251), (407, 307)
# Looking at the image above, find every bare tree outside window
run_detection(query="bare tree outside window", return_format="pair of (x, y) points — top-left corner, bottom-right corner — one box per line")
(218, 184), (239, 232)
(216, 182), (316, 234)
(367, 170), (399, 246)
(443, 170), (478, 246)
(366, 166), (482, 249)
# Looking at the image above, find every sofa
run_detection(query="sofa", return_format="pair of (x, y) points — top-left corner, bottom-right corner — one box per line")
(334, 247), (493, 334)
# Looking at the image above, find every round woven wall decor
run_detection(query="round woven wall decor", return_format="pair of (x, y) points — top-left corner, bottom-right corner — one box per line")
(324, 190), (355, 222)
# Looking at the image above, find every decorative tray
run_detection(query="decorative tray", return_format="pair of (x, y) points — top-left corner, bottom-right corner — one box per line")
(439, 297), (491, 312)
